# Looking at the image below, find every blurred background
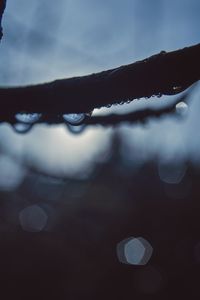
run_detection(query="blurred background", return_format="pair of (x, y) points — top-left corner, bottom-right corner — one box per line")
(0, 0), (200, 299)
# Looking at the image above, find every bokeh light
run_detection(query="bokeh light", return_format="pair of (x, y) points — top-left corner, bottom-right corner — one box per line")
(117, 237), (153, 265)
(158, 160), (187, 184)
(19, 204), (48, 232)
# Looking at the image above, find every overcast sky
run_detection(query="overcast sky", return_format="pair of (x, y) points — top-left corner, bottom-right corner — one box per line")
(0, 0), (199, 178)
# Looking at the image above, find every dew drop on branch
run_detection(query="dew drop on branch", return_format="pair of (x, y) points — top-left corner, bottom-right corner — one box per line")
(176, 102), (188, 116)
(15, 113), (42, 124)
(156, 93), (162, 98)
(13, 123), (32, 134)
(62, 113), (86, 125)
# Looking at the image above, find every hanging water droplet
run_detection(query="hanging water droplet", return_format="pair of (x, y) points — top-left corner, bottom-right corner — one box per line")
(13, 123), (32, 134)
(106, 104), (112, 108)
(66, 124), (86, 134)
(62, 113), (86, 125)
(160, 50), (166, 55)
(176, 101), (188, 115)
(15, 113), (42, 124)
(157, 93), (162, 98)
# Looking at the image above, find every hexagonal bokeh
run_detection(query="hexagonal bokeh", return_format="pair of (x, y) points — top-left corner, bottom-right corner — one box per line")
(117, 237), (153, 265)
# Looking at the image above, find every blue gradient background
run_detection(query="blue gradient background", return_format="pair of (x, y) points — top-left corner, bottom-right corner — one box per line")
(0, 0), (199, 179)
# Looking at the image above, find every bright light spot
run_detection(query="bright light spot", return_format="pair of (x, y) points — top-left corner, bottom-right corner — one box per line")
(20, 125), (112, 178)
(176, 102), (188, 115)
(158, 161), (187, 184)
(19, 205), (48, 232)
(117, 237), (153, 265)
(0, 155), (26, 191)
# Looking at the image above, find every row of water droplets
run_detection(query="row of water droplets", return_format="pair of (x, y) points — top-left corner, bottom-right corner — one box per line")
(13, 49), (188, 133)
(13, 112), (92, 134)
(12, 96), (188, 134)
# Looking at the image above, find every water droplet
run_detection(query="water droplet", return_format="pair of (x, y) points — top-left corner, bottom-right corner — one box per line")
(157, 93), (162, 98)
(15, 113), (42, 124)
(13, 123), (32, 134)
(176, 101), (188, 115)
(66, 123), (86, 134)
(62, 113), (86, 125)
(160, 50), (166, 55)
(106, 104), (112, 108)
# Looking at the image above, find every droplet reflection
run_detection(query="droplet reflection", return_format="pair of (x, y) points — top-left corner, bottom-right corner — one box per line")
(15, 113), (42, 124)
(66, 124), (86, 134)
(19, 205), (48, 232)
(13, 123), (32, 134)
(117, 237), (153, 265)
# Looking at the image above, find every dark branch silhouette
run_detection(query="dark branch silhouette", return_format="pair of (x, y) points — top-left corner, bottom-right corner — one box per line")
(0, 43), (199, 115)
(0, 88), (193, 129)
(0, 0), (6, 41)
(0, 2), (199, 126)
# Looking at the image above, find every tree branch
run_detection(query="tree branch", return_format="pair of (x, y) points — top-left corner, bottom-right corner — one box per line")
(0, 0), (6, 41)
(0, 42), (200, 114)
(1, 88), (192, 129)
